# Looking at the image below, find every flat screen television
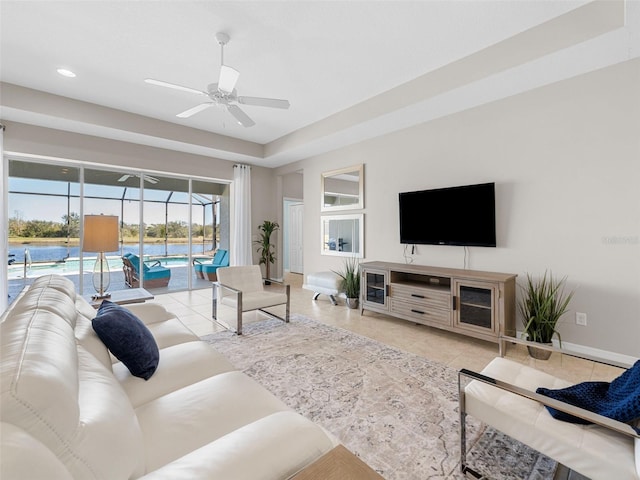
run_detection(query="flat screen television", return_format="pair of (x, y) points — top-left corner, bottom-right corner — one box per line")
(399, 182), (496, 247)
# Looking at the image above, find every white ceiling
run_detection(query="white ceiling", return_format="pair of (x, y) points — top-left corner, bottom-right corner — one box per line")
(1, 1), (638, 168)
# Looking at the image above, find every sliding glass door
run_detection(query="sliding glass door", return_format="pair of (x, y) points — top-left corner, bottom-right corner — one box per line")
(7, 160), (81, 298)
(6, 157), (229, 302)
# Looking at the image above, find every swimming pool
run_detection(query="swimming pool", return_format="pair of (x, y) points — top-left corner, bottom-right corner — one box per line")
(7, 255), (202, 279)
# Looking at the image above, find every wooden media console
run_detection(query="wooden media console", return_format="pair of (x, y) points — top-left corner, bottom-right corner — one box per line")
(360, 261), (517, 344)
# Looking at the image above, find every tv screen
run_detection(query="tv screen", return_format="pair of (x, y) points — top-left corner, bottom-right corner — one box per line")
(399, 182), (496, 247)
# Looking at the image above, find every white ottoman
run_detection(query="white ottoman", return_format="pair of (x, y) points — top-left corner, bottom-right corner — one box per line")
(303, 271), (342, 305)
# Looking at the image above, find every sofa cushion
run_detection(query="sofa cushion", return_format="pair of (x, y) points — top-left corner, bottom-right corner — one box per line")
(114, 341), (236, 408)
(126, 302), (181, 326)
(3, 275), (79, 329)
(75, 315), (113, 370)
(0, 423), (73, 480)
(145, 317), (200, 349)
(135, 371), (292, 471)
(64, 345), (145, 479)
(92, 301), (159, 380)
(1, 307), (80, 450)
(138, 412), (337, 480)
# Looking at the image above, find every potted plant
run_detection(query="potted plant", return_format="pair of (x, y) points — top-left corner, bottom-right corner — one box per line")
(254, 220), (279, 284)
(334, 257), (360, 309)
(518, 271), (574, 360)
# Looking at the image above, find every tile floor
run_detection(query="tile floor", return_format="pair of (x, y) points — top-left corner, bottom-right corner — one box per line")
(150, 272), (623, 383)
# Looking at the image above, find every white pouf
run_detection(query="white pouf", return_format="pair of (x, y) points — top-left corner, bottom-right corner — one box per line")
(302, 271), (342, 305)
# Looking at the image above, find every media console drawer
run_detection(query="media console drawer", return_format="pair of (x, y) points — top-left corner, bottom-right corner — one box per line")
(389, 283), (450, 325)
(389, 283), (450, 307)
(390, 298), (450, 325)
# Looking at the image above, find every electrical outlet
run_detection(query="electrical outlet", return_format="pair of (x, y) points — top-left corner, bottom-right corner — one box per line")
(576, 312), (587, 326)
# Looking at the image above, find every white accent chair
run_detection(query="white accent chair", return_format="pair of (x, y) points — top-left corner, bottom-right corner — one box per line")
(458, 337), (639, 480)
(213, 265), (290, 335)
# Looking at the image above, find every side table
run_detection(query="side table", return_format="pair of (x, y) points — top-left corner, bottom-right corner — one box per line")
(84, 288), (154, 309)
(292, 445), (383, 480)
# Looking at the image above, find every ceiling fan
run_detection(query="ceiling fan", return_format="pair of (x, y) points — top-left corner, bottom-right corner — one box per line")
(145, 32), (290, 128)
(118, 174), (159, 184)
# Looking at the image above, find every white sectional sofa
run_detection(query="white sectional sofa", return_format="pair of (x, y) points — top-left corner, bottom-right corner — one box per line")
(1, 275), (338, 479)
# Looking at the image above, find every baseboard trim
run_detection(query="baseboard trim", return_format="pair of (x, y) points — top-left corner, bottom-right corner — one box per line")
(557, 340), (637, 367)
(516, 330), (637, 367)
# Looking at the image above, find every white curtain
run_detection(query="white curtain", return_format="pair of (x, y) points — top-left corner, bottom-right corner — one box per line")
(231, 164), (253, 266)
(0, 123), (7, 313)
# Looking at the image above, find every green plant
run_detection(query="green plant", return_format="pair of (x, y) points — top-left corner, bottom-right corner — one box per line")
(334, 257), (360, 299)
(518, 271), (574, 345)
(254, 220), (279, 279)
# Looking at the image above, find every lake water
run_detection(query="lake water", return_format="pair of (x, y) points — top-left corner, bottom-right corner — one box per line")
(8, 243), (213, 263)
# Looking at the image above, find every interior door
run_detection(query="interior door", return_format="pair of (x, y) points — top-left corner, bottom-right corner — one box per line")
(289, 203), (304, 274)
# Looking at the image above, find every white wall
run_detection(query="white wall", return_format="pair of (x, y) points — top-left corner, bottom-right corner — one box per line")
(295, 59), (640, 358)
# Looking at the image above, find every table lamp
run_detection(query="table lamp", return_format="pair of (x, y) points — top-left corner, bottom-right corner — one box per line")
(83, 214), (119, 299)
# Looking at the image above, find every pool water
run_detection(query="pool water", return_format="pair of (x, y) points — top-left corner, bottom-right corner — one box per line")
(7, 255), (204, 279)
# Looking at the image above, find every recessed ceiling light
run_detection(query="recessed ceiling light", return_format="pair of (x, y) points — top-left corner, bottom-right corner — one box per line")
(57, 68), (76, 78)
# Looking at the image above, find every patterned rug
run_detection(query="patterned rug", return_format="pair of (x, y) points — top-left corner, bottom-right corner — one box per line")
(202, 314), (556, 479)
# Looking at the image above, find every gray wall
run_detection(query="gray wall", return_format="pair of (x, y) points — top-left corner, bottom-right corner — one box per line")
(3, 58), (639, 357)
(287, 59), (640, 358)
(2, 122), (279, 267)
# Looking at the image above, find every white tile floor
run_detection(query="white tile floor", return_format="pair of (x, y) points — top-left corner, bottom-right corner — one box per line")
(150, 272), (623, 383)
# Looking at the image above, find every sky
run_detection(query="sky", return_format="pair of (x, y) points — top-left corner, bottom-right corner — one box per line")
(9, 178), (205, 225)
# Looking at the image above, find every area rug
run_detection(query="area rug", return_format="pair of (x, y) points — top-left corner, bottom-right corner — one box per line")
(202, 314), (556, 479)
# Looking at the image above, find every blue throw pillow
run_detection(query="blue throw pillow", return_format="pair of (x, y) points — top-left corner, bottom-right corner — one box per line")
(92, 300), (159, 380)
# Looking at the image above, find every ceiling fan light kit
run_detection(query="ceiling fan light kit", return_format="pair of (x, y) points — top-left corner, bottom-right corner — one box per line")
(145, 31), (290, 127)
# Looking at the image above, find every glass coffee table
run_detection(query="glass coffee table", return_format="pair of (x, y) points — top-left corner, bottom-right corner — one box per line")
(84, 288), (154, 309)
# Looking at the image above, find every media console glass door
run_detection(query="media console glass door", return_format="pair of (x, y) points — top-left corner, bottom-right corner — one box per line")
(454, 281), (496, 333)
(361, 267), (388, 311)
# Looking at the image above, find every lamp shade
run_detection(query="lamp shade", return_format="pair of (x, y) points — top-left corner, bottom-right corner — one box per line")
(83, 215), (119, 252)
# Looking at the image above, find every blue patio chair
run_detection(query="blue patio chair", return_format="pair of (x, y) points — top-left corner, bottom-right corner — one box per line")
(193, 249), (229, 281)
(122, 253), (171, 289)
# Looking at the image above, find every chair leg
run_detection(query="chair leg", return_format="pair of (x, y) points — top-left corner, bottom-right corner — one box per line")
(552, 464), (571, 480)
(211, 282), (218, 320)
(236, 291), (243, 335)
(459, 372), (468, 475)
(285, 284), (290, 323)
(458, 372), (486, 479)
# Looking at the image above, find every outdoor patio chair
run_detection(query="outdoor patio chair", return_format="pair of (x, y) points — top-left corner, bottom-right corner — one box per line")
(458, 336), (639, 480)
(212, 265), (289, 335)
(193, 249), (229, 281)
(122, 253), (171, 289)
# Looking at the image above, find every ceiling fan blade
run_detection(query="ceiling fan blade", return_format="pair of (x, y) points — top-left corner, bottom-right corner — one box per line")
(218, 65), (240, 94)
(145, 78), (207, 96)
(176, 102), (214, 118)
(227, 104), (255, 127)
(118, 174), (131, 182)
(237, 96), (290, 109)
(144, 175), (159, 184)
